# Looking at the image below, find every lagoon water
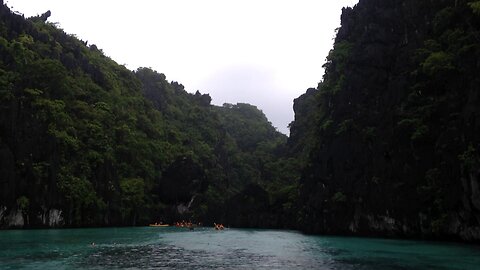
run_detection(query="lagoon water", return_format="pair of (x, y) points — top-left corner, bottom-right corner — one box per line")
(0, 227), (479, 269)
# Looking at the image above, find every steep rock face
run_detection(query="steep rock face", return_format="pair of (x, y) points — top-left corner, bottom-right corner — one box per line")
(294, 0), (480, 241)
(0, 3), (298, 228)
(42, 208), (64, 227)
(7, 209), (24, 227)
(288, 88), (319, 162)
(0, 206), (64, 228)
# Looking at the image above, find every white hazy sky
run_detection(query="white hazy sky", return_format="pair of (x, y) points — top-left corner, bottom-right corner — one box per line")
(6, 0), (358, 134)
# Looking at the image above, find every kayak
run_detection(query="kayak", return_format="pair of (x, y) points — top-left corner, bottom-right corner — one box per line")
(148, 224), (169, 227)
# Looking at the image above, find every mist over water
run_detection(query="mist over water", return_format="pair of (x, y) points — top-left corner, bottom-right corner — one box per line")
(1, 227), (479, 269)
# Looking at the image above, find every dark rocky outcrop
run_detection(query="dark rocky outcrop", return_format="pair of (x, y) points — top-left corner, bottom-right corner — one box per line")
(292, 0), (480, 242)
(0, 206), (64, 228)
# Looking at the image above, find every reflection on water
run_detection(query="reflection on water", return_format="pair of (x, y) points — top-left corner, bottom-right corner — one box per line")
(78, 228), (333, 269)
(0, 227), (479, 269)
(84, 244), (282, 269)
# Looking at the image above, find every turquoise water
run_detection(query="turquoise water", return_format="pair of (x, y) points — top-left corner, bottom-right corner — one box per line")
(0, 227), (479, 269)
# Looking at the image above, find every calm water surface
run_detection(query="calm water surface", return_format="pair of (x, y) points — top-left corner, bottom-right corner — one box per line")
(0, 227), (479, 269)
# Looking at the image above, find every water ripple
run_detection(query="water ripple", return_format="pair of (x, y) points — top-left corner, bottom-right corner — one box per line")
(1, 228), (480, 269)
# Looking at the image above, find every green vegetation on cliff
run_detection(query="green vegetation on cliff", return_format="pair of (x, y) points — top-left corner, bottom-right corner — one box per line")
(2, 0), (480, 243)
(0, 5), (299, 228)
(291, 0), (480, 241)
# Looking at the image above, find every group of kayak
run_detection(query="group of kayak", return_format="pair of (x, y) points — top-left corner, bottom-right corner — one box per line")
(214, 223), (225, 230)
(174, 220), (198, 228)
(148, 222), (169, 227)
(148, 221), (225, 230)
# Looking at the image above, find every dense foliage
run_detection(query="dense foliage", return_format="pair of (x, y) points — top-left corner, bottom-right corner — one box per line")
(2, 0), (480, 243)
(291, 0), (480, 241)
(0, 4), (299, 228)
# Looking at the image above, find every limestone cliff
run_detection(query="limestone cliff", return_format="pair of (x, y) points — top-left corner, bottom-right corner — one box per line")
(293, 0), (480, 242)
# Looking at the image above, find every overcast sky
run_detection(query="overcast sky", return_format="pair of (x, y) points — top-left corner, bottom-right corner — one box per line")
(6, 0), (358, 134)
